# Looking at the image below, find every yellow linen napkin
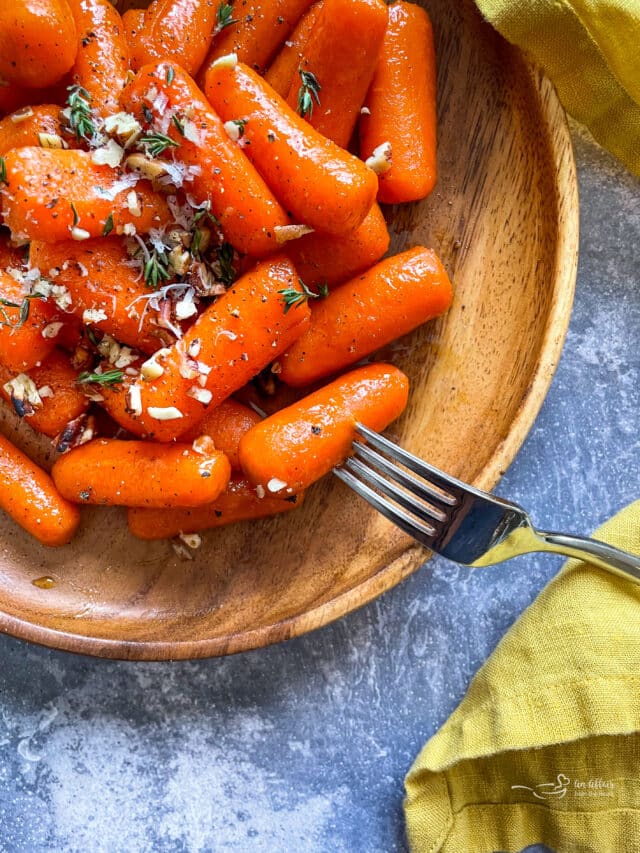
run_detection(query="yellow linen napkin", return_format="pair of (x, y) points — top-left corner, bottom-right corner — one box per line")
(473, 0), (640, 176)
(404, 500), (640, 852)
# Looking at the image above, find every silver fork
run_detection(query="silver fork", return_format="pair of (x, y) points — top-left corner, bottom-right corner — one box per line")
(334, 423), (640, 584)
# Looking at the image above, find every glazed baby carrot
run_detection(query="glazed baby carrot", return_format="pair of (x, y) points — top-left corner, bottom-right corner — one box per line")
(280, 247), (452, 386)
(285, 201), (389, 288)
(1, 147), (172, 243)
(202, 0), (314, 77)
(239, 362), (408, 494)
(0, 432), (80, 546)
(204, 59), (379, 235)
(52, 438), (231, 507)
(264, 1), (324, 96)
(121, 62), (290, 257)
(284, 0), (387, 148)
(0, 105), (66, 157)
(122, 8), (145, 54)
(98, 255), (310, 441)
(67, 0), (130, 118)
(130, 0), (217, 76)
(0, 269), (60, 372)
(29, 238), (174, 353)
(127, 475), (303, 539)
(0, 0), (77, 89)
(360, 1), (437, 203)
(179, 398), (261, 470)
(0, 349), (88, 438)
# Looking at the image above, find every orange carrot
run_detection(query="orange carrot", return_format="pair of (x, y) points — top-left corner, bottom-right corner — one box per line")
(0, 0), (78, 89)
(0, 349), (89, 438)
(0, 431), (80, 546)
(264, 1), (324, 96)
(204, 59), (379, 236)
(127, 475), (302, 539)
(1, 147), (172, 243)
(202, 0), (314, 78)
(130, 0), (217, 77)
(284, 0), (387, 148)
(285, 201), (389, 288)
(0, 269), (60, 372)
(122, 8), (145, 55)
(360, 1), (437, 203)
(0, 104), (66, 157)
(121, 61), (290, 257)
(279, 247), (452, 386)
(179, 398), (261, 469)
(98, 255), (310, 441)
(29, 238), (175, 353)
(52, 437), (231, 507)
(239, 362), (408, 494)
(66, 0), (130, 117)
(0, 348), (88, 438)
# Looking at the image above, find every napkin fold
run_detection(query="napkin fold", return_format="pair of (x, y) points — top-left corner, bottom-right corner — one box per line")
(473, 0), (640, 176)
(404, 501), (640, 852)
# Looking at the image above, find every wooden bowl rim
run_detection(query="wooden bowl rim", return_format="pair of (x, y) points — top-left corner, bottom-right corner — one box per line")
(0, 58), (579, 661)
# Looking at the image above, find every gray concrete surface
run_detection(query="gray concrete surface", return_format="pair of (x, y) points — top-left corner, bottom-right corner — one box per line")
(0, 126), (636, 852)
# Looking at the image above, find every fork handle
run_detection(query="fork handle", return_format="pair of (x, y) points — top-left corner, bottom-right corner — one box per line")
(535, 529), (640, 584)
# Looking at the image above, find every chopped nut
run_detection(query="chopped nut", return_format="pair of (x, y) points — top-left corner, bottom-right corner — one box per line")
(11, 106), (33, 123)
(178, 532), (202, 549)
(54, 413), (96, 454)
(255, 484), (265, 499)
(365, 141), (392, 175)
(147, 406), (184, 420)
(168, 245), (191, 276)
(140, 351), (167, 380)
(125, 153), (170, 182)
(42, 321), (63, 339)
(38, 132), (64, 149)
(91, 139), (124, 168)
(192, 435), (215, 456)
(71, 226), (92, 241)
(4, 374), (42, 416)
(82, 307), (108, 324)
(187, 386), (212, 405)
(267, 477), (288, 493)
(360, 106), (371, 116)
(212, 53), (238, 70)
(126, 190), (141, 217)
(125, 384), (142, 417)
(274, 224), (314, 245)
(104, 111), (142, 147)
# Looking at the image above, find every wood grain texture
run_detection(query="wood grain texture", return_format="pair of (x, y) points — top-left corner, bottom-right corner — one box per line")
(0, 0), (578, 659)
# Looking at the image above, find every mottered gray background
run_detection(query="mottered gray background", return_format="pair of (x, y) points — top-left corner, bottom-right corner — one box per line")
(0, 126), (637, 852)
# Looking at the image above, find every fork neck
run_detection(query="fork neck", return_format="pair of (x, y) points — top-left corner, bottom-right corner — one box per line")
(533, 529), (640, 584)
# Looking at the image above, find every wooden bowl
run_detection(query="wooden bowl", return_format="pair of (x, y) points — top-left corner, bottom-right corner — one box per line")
(0, 0), (578, 659)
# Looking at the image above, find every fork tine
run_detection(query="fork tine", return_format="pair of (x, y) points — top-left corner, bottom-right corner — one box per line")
(334, 466), (437, 543)
(352, 442), (455, 512)
(355, 423), (466, 501)
(344, 456), (448, 526)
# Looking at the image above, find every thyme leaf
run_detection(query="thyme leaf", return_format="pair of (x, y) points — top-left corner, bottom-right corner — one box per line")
(279, 278), (328, 313)
(66, 84), (95, 141)
(216, 2), (238, 30)
(296, 70), (321, 119)
(77, 369), (124, 386)
(139, 131), (179, 157)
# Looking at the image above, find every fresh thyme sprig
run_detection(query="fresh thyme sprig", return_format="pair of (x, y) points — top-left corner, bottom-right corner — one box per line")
(172, 114), (185, 136)
(297, 70), (321, 119)
(139, 131), (179, 157)
(0, 156), (6, 184)
(77, 369), (124, 386)
(102, 213), (114, 236)
(216, 1), (238, 31)
(66, 84), (96, 142)
(279, 279), (328, 313)
(0, 294), (44, 330)
(144, 250), (171, 289)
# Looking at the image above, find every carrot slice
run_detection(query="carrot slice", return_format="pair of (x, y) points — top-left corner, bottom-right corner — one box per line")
(0, 432), (80, 546)
(52, 438), (231, 507)
(360, 1), (437, 203)
(264, 1), (324, 96)
(130, 0), (218, 77)
(204, 59), (378, 236)
(179, 398), (262, 470)
(238, 362), (408, 494)
(121, 61), (290, 257)
(0, 0), (78, 89)
(98, 255), (310, 441)
(29, 238), (176, 354)
(128, 475), (303, 539)
(284, 202), (389, 289)
(0, 349), (89, 438)
(284, 0), (387, 148)
(66, 0), (130, 118)
(279, 247), (452, 386)
(202, 0), (315, 77)
(1, 147), (172, 243)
